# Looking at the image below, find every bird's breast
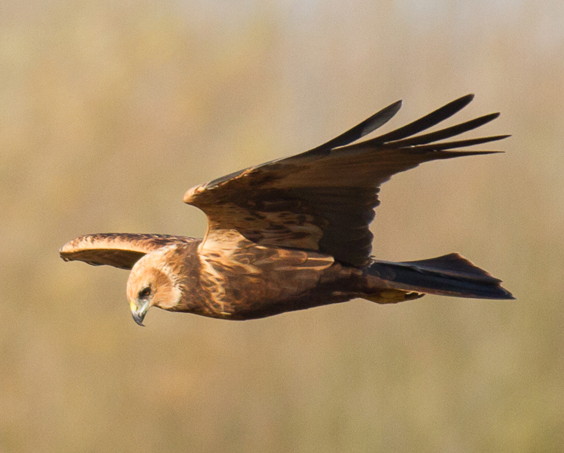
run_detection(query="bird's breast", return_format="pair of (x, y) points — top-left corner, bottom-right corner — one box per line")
(195, 241), (335, 318)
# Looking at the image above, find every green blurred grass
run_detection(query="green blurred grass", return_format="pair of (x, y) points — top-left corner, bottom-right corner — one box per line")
(1, 1), (563, 451)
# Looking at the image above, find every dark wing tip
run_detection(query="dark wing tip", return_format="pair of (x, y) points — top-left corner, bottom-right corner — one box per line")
(453, 93), (475, 106)
(403, 134), (510, 152)
(365, 94), (478, 145)
(306, 99), (403, 154)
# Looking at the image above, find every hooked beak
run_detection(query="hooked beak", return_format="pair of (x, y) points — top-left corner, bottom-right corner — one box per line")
(130, 300), (149, 326)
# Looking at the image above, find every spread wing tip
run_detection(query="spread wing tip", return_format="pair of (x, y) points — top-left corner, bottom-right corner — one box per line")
(305, 98), (404, 154)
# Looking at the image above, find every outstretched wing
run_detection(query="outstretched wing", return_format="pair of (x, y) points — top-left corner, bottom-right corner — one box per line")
(184, 95), (508, 267)
(60, 233), (198, 269)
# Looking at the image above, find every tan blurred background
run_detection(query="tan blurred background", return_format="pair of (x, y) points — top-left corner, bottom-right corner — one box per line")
(1, 0), (563, 451)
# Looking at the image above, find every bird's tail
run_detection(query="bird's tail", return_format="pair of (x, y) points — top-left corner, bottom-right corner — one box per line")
(366, 253), (514, 300)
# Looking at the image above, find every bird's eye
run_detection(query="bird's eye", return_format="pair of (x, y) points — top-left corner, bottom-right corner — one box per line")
(138, 287), (152, 299)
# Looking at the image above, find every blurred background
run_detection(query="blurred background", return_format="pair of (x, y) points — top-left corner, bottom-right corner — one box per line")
(1, 0), (563, 451)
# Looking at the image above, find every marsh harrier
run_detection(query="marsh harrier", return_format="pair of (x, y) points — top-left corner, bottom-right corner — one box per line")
(60, 95), (513, 325)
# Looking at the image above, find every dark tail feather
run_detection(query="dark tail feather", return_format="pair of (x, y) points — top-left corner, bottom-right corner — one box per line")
(368, 253), (514, 300)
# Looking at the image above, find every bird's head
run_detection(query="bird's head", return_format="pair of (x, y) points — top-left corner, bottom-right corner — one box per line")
(126, 247), (182, 326)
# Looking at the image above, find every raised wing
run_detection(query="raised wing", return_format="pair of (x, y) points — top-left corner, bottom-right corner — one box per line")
(60, 233), (199, 269)
(184, 95), (508, 267)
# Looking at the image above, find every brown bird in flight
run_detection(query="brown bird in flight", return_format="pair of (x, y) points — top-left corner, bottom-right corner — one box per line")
(60, 94), (513, 325)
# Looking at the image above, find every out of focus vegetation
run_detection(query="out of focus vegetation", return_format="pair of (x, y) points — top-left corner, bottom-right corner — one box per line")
(1, 0), (563, 451)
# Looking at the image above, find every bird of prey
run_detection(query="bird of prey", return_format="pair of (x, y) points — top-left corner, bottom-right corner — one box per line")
(60, 94), (513, 325)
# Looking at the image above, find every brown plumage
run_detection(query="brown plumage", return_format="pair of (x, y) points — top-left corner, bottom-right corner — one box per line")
(60, 94), (513, 325)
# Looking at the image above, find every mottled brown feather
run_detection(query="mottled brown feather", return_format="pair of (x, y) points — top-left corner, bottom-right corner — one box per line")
(184, 95), (506, 267)
(59, 233), (199, 269)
